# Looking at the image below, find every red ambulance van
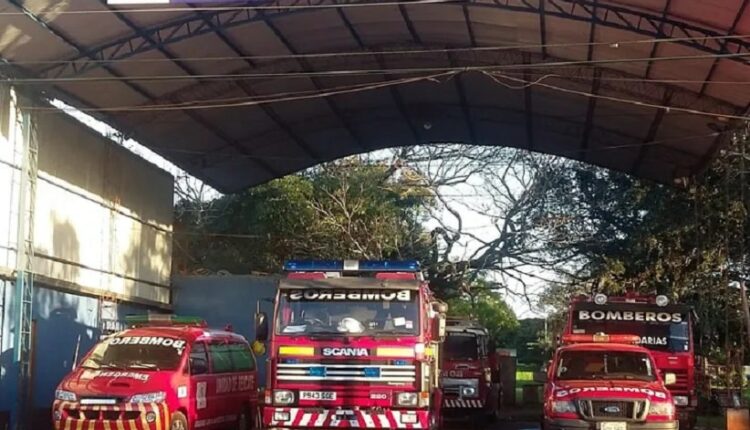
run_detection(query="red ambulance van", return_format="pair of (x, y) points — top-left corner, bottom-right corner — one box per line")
(52, 315), (259, 430)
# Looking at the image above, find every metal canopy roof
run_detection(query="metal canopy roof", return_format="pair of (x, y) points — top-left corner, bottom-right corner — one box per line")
(1, 0), (748, 193)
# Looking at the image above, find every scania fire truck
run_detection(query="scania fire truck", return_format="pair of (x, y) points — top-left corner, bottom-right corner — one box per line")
(440, 318), (500, 423)
(257, 260), (447, 430)
(544, 333), (678, 430)
(564, 294), (696, 428)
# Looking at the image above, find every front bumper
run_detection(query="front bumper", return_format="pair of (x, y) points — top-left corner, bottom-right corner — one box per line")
(544, 419), (679, 430)
(264, 406), (431, 429)
(53, 400), (170, 430)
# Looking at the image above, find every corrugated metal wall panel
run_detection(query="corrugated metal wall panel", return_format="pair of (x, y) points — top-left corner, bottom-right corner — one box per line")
(172, 275), (279, 384)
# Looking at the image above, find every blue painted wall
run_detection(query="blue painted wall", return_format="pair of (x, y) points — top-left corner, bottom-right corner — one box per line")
(172, 275), (278, 384)
(0, 281), (155, 427)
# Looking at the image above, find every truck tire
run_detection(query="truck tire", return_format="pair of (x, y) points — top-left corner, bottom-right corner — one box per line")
(237, 408), (251, 430)
(170, 412), (188, 430)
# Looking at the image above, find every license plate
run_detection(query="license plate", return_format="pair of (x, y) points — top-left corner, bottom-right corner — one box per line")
(600, 422), (627, 430)
(299, 391), (337, 401)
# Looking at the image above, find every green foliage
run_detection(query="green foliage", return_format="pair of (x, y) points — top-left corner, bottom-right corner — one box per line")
(447, 289), (519, 347)
(173, 158), (434, 274)
(538, 129), (750, 364)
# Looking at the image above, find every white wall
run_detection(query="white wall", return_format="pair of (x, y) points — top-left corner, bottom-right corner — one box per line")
(0, 87), (174, 306)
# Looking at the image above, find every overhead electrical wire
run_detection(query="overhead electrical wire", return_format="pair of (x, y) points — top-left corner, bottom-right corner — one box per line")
(12, 33), (750, 67)
(6, 51), (750, 84)
(483, 71), (750, 121)
(0, 0), (457, 16)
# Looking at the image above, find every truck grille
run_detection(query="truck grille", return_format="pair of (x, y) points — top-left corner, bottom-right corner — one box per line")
(577, 400), (647, 420)
(277, 363), (416, 383)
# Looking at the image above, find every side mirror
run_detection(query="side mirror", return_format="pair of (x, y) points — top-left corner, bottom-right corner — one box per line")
(255, 312), (269, 342)
(664, 372), (676, 386)
(191, 358), (208, 375)
(432, 315), (446, 341)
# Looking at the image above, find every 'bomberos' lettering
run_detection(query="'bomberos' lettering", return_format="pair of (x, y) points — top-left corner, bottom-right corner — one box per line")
(108, 336), (187, 351)
(555, 387), (667, 399)
(287, 289), (411, 302)
(578, 310), (682, 323)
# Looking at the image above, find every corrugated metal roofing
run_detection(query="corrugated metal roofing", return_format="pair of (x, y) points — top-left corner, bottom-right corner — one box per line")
(0, 0), (748, 192)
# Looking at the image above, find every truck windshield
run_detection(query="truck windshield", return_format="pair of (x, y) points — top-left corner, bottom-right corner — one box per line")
(276, 288), (420, 336)
(80, 336), (186, 371)
(444, 333), (479, 360)
(557, 350), (656, 382)
(571, 307), (691, 352)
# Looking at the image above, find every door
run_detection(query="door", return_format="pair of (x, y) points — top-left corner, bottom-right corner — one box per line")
(207, 341), (234, 426)
(189, 341), (213, 428)
(227, 342), (257, 418)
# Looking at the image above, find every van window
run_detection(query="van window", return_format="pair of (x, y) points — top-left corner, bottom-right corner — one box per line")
(190, 342), (209, 375)
(209, 343), (233, 373)
(229, 343), (255, 372)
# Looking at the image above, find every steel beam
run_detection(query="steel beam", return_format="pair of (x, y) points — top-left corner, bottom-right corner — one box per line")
(8, 0), (282, 179)
(586, 0), (598, 62)
(337, 8), (421, 143)
(579, 68), (602, 161)
(643, 0), (673, 79)
(462, 5), (477, 48)
(32, 0), (750, 81)
(258, 11), (369, 152)
(630, 90), (672, 175)
(523, 54), (534, 151)
(539, 0), (547, 59)
(698, 0), (749, 95)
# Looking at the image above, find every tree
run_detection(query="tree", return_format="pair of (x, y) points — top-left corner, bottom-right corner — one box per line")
(173, 157), (435, 274)
(446, 286), (519, 347)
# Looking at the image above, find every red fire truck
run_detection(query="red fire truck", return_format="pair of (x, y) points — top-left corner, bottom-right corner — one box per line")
(544, 333), (679, 430)
(256, 260), (447, 430)
(564, 294), (696, 428)
(440, 318), (500, 423)
(53, 315), (259, 430)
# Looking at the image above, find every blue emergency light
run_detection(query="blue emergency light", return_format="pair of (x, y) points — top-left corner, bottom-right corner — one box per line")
(283, 259), (420, 272)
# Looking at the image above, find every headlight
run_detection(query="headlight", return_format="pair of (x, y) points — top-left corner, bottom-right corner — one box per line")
(461, 386), (477, 397)
(130, 391), (166, 403)
(673, 396), (689, 406)
(55, 390), (77, 402)
(551, 400), (577, 414)
(273, 390), (295, 405)
(649, 402), (675, 417)
(396, 392), (418, 407)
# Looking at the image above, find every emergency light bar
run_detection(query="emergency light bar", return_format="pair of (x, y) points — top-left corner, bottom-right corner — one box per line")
(283, 259), (420, 272)
(126, 314), (207, 328)
(562, 333), (640, 345)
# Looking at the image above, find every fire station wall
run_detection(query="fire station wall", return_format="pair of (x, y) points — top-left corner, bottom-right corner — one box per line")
(172, 275), (279, 383)
(0, 88), (174, 306)
(0, 282), (155, 429)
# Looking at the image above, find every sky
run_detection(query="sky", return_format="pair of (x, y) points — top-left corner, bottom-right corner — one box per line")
(54, 100), (547, 319)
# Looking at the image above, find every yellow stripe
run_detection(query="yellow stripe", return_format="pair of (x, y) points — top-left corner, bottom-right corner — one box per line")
(126, 404), (138, 430)
(138, 403), (149, 429)
(75, 416), (84, 430)
(115, 416), (126, 430)
(279, 345), (315, 356)
(64, 417), (72, 430)
(161, 403), (170, 430)
(102, 406), (112, 430)
(152, 403), (162, 430)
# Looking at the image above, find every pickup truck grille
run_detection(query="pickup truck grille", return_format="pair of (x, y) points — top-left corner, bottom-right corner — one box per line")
(577, 400), (648, 420)
(277, 363), (416, 383)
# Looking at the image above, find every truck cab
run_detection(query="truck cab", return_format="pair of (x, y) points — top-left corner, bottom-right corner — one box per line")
(544, 334), (678, 430)
(440, 318), (499, 423)
(257, 259), (447, 430)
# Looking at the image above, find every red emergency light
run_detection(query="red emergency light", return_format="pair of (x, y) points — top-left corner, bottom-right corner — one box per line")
(562, 333), (640, 345)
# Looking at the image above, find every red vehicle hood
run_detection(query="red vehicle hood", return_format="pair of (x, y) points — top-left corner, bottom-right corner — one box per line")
(551, 380), (671, 402)
(60, 368), (171, 398)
